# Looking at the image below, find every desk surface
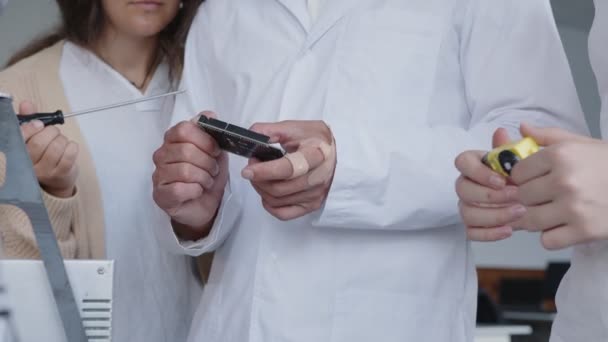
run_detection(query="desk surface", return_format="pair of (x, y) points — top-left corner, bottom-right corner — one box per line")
(503, 310), (557, 322)
(475, 325), (533, 337)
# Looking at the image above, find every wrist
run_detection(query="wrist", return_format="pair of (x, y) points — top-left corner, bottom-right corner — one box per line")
(43, 185), (76, 199)
(171, 209), (218, 241)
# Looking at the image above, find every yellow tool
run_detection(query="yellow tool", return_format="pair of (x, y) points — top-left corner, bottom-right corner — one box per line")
(482, 137), (540, 177)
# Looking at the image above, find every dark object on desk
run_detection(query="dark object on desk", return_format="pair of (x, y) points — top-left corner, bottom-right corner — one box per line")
(477, 288), (504, 324)
(543, 262), (570, 302)
(499, 278), (544, 311)
(499, 262), (570, 313)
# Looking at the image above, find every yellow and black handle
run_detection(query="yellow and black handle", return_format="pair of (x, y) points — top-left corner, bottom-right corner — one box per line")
(482, 137), (539, 177)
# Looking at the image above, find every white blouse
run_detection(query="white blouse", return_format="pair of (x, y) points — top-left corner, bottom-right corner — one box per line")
(59, 42), (202, 342)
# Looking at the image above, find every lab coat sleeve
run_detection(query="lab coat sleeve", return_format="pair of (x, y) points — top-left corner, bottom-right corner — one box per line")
(153, 182), (240, 256)
(314, 0), (590, 231)
(153, 8), (241, 256)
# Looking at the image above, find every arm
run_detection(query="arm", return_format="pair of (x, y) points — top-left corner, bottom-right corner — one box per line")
(315, 0), (589, 231)
(152, 9), (242, 256)
(0, 85), (80, 258)
(0, 191), (79, 259)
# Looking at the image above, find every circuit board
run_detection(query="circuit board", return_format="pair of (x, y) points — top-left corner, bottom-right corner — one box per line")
(197, 116), (285, 162)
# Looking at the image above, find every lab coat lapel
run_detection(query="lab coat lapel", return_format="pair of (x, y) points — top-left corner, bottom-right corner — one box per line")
(275, 0), (312, 33)
(306, 0), (369, 48)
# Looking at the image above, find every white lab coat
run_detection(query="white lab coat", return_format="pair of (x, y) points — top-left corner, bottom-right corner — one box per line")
(60, 43), (202, 342)
(157, 1), (588, 341)
(550, 1), (608, 341)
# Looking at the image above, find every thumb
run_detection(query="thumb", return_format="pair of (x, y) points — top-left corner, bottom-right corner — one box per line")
(520, 122), (592, 147)
(492, 128), (512, 148)
(18, 100), (37, 115)
(191, 110), (217, 123)
(249, 121), (301, 144)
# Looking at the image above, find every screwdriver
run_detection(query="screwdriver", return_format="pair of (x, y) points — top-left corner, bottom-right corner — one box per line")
(17, 89), (185, 126)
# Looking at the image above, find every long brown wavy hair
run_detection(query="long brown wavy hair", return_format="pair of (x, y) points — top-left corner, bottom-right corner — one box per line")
(6, 0), (202, 81)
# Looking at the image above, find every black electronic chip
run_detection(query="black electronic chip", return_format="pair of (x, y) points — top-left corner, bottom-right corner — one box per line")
(197, 116), (285, 161)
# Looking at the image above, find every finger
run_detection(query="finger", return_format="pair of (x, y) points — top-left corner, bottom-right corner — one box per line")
(191, 111), (217, 122)
(153, 182), (204, 211)
(18, 100), (37, 115)
(520, 123), (592, 146)
(153, 143), (220, 176)
(26, 126), (60, 164)
(492, 128), (512, 148)
(250, 120), (333, 146)
(157, 162), (215, 189)
(518, 201), (566, 232)
(37, 134), (68, 171)
(467, 226), (513, 242)
(243, 145), (325, 182)
(164, 121), (221, 157)
(517, 173), (555, 206)
(455, 175), (518, 205)
(242, 157), (292, 181)
(253, 174), (312, 198)
(454, 150), (507, 190)
(20, 120), (45, 141)
(541, 225), (581, 250)
(510, 149), (553, 185)
(250, 121), (302, 143)
(459, 201), (526, 228)
(253, 183), (325, 208)
(262, 201), (318, 221)
(55, 142), (79, 175)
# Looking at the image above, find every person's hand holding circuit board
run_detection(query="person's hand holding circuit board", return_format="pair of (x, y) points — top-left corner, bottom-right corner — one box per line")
(152, 113), (338, 226)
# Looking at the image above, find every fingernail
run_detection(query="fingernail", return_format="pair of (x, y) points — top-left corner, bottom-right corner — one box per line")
(213, 148), (222, 157)
(242, 168), (254, 180)
(31, 120), (44, 130)
(499, 226), (514, 239)
(212, 163), (220, 176)
(511, 205), (527, 217)
(206, 178), (215, 189)
(489, 175), (506, 188)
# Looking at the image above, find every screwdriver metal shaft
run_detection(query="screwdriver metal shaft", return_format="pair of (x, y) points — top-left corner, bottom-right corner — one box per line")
(17, 89), (186, 126)
(64, 89), (186, 118)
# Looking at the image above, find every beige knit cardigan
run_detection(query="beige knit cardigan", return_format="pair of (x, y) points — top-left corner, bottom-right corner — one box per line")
(0, 41), (213, 282)
(0, 41), (106, 259)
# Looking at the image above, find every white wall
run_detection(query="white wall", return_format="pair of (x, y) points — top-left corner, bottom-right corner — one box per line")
(0, 0), (59, 66)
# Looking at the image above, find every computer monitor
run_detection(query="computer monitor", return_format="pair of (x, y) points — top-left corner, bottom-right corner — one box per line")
(0, 260), (114, 342)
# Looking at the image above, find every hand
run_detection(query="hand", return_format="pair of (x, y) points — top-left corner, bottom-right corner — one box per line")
(152, 112), (228, 240)
(455, 128), (524, 242)
(242, 120), (336, 221)
(510, 124), (608, 250)
(19, 101), (79, 198)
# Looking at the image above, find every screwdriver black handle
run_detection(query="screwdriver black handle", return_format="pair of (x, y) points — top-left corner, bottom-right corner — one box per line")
(17, 111), (65, 126)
